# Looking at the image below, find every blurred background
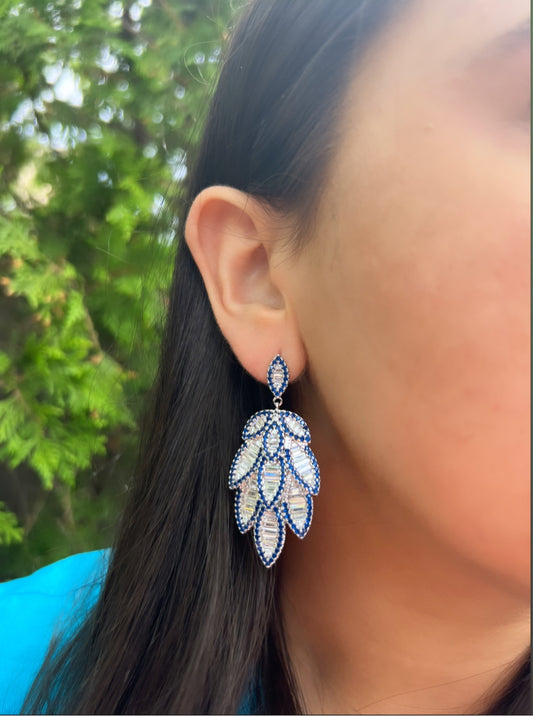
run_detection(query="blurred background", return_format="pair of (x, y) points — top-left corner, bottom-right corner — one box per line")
(0, 0), (234, 579)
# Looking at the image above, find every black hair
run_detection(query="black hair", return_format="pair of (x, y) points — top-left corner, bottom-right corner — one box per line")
(23, 1), (531, 713)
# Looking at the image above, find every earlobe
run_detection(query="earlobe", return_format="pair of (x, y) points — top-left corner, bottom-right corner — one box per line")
(184, 185), (306, 384)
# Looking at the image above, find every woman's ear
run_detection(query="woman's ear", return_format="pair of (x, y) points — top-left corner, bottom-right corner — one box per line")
(184, 185), (306, 384)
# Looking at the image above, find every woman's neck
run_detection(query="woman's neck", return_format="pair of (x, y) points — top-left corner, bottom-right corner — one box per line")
(278, 420), (530, 715)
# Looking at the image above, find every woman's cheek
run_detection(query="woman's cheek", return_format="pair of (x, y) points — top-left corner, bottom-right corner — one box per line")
(293, 107), (530, 591)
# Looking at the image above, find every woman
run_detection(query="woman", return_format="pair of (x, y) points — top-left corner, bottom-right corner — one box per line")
(1, 0), (530, 713)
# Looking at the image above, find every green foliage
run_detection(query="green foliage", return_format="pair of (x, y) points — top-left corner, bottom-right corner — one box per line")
(0, 0), (233, 576)
(0, 501), (24, 545)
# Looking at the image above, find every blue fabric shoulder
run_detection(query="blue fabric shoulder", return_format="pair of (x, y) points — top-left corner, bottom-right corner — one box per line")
(0, 549), (110, 715)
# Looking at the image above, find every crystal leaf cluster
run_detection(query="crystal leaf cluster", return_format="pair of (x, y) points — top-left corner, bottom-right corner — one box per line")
(228, 355), (320, 567)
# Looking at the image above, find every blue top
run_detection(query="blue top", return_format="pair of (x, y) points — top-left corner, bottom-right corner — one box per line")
(0, 550), (253, 714)
(0, 550), (109, 714)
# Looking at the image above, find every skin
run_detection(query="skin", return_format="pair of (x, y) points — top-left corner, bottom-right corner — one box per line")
(185, 0), (530, 712)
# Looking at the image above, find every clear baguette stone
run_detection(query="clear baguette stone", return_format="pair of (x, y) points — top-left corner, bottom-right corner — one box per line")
(231, 437), (261, 484)
(270, 365), (285, 391)
(286, 477), (308, 532)
(237, 474), (259, 531)
(290, 442), (316, 490)
(265, 424), (281, 455)
(260, 459), (282, 505)
(244, 412), (268, 437)
(256, 508), (283, 562)
(284, 413), (308, 440)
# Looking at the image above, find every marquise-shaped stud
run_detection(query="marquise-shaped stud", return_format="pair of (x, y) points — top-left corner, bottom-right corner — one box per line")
(283, 475), (313, 538)
(287, 439), (320, 495)
(235, 473), (260, 533)
(258, 456), (285, 508)
(267, 355), (289, 397)
(229, 436), (262, 488)
(242, 410), (271, 441)
(254, 506), (286, 568)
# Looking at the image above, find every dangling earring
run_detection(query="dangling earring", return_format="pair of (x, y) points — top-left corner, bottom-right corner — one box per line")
(228, 355), (320, 567)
